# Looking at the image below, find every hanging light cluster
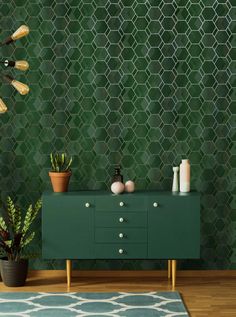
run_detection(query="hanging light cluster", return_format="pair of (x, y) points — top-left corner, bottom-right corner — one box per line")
(0, 25), (30, 114)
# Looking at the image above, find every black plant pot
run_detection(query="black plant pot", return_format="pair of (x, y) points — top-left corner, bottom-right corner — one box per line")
(0, 258), (28, 287)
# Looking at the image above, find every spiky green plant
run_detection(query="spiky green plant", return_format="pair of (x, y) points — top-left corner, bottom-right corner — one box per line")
(50, 153), (72, 172)
(0, 197), (42, 261)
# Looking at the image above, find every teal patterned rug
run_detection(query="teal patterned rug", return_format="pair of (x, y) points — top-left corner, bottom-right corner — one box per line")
(0, 291), (189, 316)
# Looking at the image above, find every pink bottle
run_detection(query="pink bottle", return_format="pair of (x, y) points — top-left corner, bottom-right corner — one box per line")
(179, 159), (190, 192)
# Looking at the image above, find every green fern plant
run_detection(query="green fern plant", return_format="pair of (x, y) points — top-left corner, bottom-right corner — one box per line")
(50, 153), (72, 172)
(0, 197), (42, 261)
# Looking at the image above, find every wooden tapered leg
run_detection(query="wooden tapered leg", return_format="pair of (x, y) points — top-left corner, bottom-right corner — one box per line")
(66, 260), (71, 288)
(168, 260), (172, 279)
(172, 260), (176, 288)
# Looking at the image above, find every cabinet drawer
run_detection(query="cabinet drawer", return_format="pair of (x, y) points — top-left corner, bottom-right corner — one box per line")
(95, 243), (147, 258)
(96, 195), (146, 211)
(95, 212), (147, 228)
(95, 228), (147, 243)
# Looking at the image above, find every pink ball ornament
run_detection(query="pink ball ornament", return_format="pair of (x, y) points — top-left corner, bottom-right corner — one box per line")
(111, 181), (125, 194)
(125, 180), (135, 193)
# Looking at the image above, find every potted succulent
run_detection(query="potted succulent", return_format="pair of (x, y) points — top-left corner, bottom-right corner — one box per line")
(49, 153), (73, 192)
(0, 196), (42, 287)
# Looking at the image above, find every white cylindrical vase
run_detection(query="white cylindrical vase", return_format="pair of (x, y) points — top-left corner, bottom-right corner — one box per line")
(179, 159), (190, 192)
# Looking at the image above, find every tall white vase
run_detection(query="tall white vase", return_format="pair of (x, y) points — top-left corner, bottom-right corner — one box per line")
(179, 159), (190, 192)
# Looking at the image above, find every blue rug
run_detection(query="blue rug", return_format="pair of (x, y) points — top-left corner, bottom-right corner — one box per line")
(0, 291), (189, 316)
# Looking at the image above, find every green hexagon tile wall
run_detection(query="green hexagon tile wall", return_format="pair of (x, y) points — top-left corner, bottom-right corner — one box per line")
(0, 0), (235, 270)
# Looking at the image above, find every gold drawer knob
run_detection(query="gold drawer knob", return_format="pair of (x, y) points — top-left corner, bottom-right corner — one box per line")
(119, 233), (124, 239)
(119, 201), (124, 207)
(153, 202), (159, 207)
(119, 249), (124, 254)
(119, 217), (124, 223)
(85, 203), (90, 208)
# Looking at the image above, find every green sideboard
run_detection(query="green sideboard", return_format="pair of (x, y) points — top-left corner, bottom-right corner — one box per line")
(42, 191), (200, 287)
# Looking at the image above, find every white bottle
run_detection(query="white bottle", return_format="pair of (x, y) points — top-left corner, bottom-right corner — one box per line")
(179, 159), (190, 192)
(172, 167), (179, 192)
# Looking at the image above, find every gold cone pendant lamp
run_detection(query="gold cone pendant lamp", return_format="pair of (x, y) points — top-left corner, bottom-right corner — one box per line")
(0, 24), (30, 113)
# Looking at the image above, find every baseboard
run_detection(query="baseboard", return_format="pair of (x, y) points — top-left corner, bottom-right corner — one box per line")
(28, 270), (236, 278)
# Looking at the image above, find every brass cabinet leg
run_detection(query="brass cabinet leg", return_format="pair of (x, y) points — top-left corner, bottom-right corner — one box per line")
(172, 260), (177, 288)
(168, 260), (172, 279)
(66, 260), (71, 288)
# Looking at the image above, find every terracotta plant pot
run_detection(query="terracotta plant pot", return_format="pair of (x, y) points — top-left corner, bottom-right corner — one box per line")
(0, 258), (28, 287)
(49, 171), (71, 192)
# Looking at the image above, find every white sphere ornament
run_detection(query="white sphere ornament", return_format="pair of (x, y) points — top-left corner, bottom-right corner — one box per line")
(125, 180), (135, 193)
(111, 181), (125, 194)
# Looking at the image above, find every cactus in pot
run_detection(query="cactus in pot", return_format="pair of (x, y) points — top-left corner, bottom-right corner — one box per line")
(49, 153), (72, 192)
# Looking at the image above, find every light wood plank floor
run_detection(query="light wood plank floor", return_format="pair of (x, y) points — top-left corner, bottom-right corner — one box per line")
(0, 273), (236, 317)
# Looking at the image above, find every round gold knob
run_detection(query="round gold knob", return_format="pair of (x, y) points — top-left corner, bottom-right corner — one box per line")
(119, 233), (124, 238)
(85, 203), (90, 208)
(119, 202), (124, 207)
(119, 249), (124, 254)
(119, 217), (124, 223)
(153, 202), (159, 207)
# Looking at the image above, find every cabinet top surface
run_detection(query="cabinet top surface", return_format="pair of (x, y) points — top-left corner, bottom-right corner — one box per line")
(43, 190), (200, 197)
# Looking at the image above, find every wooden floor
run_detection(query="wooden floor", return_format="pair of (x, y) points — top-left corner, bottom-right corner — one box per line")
(0, 271), (236, 317)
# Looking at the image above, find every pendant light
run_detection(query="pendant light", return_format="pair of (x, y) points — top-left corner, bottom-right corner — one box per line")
(2, 25), (29, 45)
(3, 60), (29, 71)
(4, 75), (30, 95)
(0, 98), (7, 113)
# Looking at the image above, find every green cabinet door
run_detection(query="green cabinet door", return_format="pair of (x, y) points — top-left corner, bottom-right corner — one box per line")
(42, 194), (94, 259)
(148, 194), (200, 259)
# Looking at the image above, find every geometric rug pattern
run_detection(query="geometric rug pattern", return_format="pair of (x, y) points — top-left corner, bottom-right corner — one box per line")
(0, 292), (189, 316)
